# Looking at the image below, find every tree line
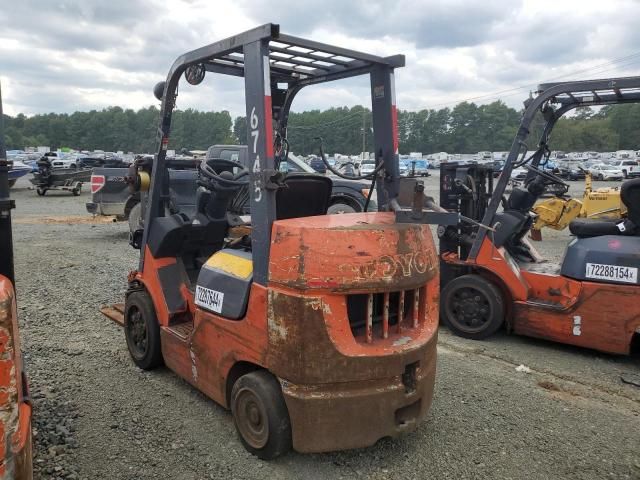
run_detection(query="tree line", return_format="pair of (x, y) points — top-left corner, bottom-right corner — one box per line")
(4, 101), (639, 155)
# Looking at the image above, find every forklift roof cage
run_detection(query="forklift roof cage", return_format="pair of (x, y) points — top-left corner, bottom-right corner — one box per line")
(142, 23), (405, 284)
(469, 75), (640, 259)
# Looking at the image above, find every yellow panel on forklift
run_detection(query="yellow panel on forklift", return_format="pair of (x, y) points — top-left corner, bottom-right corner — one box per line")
(205, 251), (253, 279)
(196, 249), (253, 319)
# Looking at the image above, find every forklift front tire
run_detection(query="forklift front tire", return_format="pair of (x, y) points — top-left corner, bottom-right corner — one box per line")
(124, 290), (163, 370)
(442, 274), (505, 340)
(231, 371), (292, 460)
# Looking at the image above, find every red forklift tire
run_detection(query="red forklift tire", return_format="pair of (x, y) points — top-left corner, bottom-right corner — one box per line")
(231, 371), (292, 460)
(442, 274), (505, 340)
(124, 291), (164, 370)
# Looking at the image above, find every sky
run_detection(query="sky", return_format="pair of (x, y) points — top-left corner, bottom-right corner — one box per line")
(1, 0), (640, 118)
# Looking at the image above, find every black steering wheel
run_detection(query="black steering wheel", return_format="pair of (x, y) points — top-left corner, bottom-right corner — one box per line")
(523, 164), (568, 187)
(198, 158), (250, 188)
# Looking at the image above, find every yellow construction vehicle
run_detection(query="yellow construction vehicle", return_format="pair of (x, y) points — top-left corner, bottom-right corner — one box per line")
(531, 170), (626, 240)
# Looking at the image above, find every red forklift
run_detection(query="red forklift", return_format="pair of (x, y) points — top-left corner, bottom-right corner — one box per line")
(0, 83), (33, 478)
(436, 76), (640, 355)
(103, 24), (440, 458)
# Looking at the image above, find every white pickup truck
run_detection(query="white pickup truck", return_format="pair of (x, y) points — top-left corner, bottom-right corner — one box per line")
(609, 159), (640, 178)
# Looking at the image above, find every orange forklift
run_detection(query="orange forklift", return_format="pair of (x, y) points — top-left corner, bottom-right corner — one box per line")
(103, 24), (440, 458)
(436, 77), (640, 355)
(0, 83), (33, 478)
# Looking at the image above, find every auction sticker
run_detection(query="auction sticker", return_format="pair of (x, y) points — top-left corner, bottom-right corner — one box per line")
(585, 263), (638, 284)
(195, 286), (224, 313)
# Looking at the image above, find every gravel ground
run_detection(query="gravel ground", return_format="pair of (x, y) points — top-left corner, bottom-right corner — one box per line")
(7, 175), (640, 480)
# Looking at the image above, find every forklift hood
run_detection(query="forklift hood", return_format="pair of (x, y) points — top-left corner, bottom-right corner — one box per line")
(269, 212), (438, 292)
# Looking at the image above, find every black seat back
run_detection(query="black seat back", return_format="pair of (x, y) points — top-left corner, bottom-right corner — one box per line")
(621, 178), (640, 226)
(276, 173), (332, 220)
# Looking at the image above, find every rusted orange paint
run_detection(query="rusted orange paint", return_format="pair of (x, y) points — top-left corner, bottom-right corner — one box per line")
(270, 212), (438, 292)
(130, 212), (440, 452)
(0, 276), (33, 479)
(450, 237), (640, 354)
(513, 280), (640, 354)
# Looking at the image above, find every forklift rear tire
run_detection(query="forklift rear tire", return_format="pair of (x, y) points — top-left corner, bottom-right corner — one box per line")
(231, 371), (292, 460)
(442, 274), (505, 340)
(124, 290), (163, 370)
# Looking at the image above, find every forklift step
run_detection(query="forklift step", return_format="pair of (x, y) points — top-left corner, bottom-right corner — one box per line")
(164, 322), (194, 341)
(100, 303), (125, 327)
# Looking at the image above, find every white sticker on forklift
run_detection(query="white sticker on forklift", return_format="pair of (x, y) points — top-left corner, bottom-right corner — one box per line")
(585, 263), (638, 284)
(195, 286), (224, 313)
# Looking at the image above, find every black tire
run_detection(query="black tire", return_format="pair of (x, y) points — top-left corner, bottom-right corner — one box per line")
(128, 203), (142, 234)
(72, 188), (80, 196)
(623, 170), (628, 179)
(36, 188), (46, 196)
(124, 290), (163, 370)
(231, 370), (292, 460)
(442, 274), (505, 340)
(8, 179), (16, 188)
(327, 202), (357, 214)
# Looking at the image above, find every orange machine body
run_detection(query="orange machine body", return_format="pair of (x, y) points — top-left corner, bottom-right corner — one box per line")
(444, 238), (640, 354)
(0, 277), (32, 480)
(129, 212), (439, 452)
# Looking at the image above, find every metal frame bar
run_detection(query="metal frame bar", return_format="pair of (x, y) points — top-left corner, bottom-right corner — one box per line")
(0, 82), (15, 285)
(468, 75), (640, 259)
(140, 23), (405, 285)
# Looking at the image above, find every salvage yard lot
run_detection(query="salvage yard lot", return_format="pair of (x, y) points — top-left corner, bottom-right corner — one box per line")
(9, 175), (640, 480)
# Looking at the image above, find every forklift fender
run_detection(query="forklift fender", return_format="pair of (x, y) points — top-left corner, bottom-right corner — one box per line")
(223, 361), (264, 408)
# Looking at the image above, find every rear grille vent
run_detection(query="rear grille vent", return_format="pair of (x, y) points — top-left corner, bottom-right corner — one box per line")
(347, 288), (423, 343)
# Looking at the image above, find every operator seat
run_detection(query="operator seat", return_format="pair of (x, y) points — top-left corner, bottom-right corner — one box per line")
(568, 178), (640, 238)
(275, 173), (332, 220)
(147, 171), (242, 260)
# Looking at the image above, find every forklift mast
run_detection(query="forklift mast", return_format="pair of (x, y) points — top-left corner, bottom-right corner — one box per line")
(0, 81), (15, 285)
(141, 23), (404, 285)
(438, 162), (492, 284)
(468, 76), (640, 260)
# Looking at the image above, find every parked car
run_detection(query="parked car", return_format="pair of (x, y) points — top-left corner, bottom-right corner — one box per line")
(609, 159), (640, 178)
(87, 146), (377, 231)
(309, 156), (327, 173)
(556, 162), (585, 180)
(360, 160), (376, 176)
(77, 156), (127, 169)
(405, 159), (430, 176)
(399, 161), (409, 176)
(44, 152), (80, 169)
(511, 167), (528, 181)
(589, 163), (624, 181)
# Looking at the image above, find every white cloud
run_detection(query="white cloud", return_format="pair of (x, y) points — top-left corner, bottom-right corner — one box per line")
(1, 0), (639, 117)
